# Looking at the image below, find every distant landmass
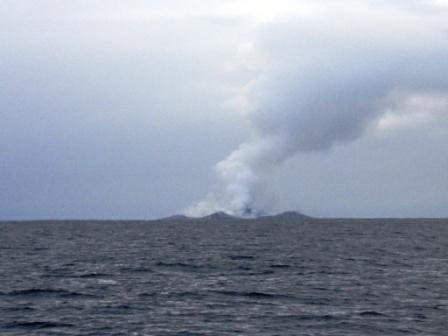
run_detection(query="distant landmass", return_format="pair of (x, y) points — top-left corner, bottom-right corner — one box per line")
(159, 211), (312, 223)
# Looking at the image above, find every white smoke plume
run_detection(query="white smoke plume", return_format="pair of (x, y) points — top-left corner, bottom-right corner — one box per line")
(187, 3), (448, 217)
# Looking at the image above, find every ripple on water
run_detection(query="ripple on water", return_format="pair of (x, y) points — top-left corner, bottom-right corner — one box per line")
(211, 290), (295, 300)
(4, 321), (75, 329)
(1, 219), (447, 335)
(4, 288), (99, 299)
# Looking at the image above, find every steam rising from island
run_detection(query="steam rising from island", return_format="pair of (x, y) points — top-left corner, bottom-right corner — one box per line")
(186, 4), (448, 217)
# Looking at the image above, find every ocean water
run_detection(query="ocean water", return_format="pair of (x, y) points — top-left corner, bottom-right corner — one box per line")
(1, 219), (447, 335)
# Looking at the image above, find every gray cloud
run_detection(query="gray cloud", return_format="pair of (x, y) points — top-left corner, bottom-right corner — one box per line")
(1, 1), (448, 219)
(188, 3), (448, 217)
(0, 2), (250, 219)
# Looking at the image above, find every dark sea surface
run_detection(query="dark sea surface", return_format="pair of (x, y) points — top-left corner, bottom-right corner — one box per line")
(1, 218), (448, 335)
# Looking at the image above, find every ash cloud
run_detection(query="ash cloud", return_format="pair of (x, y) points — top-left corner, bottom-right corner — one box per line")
(187, 3), (448, 217)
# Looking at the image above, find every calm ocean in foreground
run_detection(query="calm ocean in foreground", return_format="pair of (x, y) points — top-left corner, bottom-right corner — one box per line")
(1, 219), (447, 335)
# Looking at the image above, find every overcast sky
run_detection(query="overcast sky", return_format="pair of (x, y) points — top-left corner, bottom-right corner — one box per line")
(1, 0), (448, 219)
